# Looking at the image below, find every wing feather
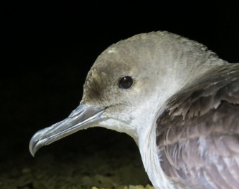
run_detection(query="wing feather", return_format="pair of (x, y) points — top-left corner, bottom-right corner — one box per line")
(156, 68), (239, 189)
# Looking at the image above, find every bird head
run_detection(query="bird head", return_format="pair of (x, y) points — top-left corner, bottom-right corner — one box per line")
(29, 31), (225, 156)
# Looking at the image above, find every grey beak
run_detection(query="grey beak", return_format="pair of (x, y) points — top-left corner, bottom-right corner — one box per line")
(29, 104), (106, 156)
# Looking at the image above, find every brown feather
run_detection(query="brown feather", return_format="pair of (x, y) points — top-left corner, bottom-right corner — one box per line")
(156, 66), (239, 189)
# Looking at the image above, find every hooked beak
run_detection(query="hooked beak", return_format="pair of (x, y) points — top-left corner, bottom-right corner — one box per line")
(29, 104), (106, 157)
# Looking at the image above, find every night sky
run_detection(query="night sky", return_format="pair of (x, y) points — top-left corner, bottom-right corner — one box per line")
(2, 1), (239, 173)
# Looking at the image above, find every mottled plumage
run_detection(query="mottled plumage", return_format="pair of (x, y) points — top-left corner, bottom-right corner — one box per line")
(157, 66), (239, 189)
(30, 31), (239, 189)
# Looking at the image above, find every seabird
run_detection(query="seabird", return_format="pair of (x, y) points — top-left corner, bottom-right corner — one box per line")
(30, 31), (239, 189)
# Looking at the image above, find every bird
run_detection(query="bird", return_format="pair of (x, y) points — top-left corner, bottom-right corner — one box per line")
(29, 31), (239, 189)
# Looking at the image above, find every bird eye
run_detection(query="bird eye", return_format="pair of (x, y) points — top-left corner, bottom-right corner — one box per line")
(119, 76), (133, 89)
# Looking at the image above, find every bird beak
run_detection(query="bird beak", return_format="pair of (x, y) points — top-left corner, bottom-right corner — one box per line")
(29, 104), (106, 157)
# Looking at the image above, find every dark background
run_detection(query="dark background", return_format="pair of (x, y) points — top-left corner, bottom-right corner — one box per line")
(1, 0), (239, 174)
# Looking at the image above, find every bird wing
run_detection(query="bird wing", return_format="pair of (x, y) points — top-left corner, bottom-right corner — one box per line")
(156, 64), (239, 189)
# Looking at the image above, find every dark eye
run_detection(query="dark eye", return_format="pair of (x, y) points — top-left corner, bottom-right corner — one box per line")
(119, 76), (134, 89)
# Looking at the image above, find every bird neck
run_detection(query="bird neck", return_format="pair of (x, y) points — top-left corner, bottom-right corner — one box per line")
(136, 58), (230, 189)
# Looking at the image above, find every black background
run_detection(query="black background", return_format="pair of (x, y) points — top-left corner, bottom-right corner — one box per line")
(1, 1), (239, 172)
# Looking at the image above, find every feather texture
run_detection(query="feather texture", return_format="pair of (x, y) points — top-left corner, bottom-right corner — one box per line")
(156, 65), (239, 189)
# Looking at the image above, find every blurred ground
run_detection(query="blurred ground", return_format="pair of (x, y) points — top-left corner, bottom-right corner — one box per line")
(0, 127), (151, 189)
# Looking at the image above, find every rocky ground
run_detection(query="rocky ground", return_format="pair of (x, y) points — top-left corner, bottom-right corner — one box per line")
(0, 128), (152, 189)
